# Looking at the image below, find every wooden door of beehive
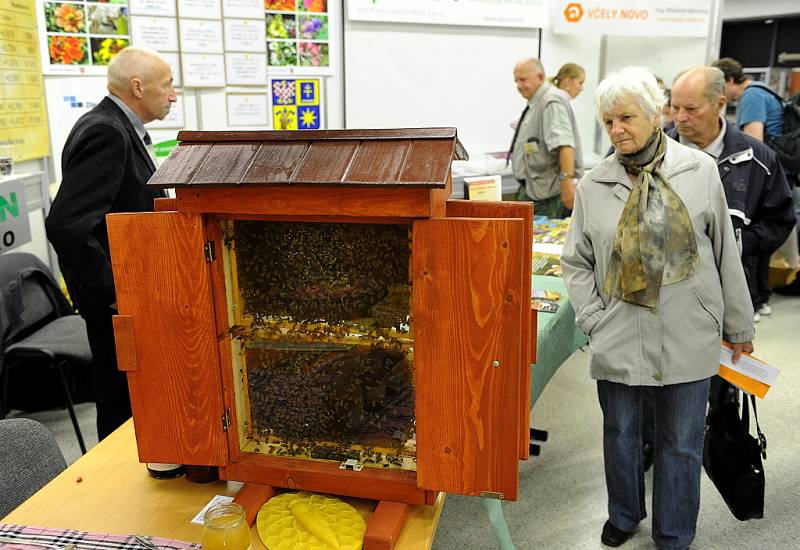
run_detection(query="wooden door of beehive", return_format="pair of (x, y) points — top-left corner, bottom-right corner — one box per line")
(412, 215), (527, 501)
(108, 210), (229, 466)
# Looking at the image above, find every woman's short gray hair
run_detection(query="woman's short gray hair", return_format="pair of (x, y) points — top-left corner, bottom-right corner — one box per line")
(594, 67), (665, 122)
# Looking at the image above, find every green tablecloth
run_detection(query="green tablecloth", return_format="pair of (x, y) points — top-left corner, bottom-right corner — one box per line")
(531, 275), (588, 407)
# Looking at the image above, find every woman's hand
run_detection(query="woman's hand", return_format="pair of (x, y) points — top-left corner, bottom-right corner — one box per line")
(729, 341), (754, 363)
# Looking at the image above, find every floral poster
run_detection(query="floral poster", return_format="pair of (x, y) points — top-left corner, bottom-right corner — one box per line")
(269, 77), (323, 129)
(265, 0), (331, 75)
(39, 0), (132, 75)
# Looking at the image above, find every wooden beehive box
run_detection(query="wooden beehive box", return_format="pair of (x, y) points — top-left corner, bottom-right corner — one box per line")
(107, 128), (534, 541)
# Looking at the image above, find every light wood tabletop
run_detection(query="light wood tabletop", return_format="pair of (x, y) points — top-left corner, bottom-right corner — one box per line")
(2, 420), (444, 550)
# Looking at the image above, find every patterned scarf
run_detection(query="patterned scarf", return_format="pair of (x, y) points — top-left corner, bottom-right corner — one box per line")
(603, 130), (699, 308)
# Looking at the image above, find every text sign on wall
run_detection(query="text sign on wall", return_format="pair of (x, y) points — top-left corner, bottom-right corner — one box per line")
(348, 0), (548, 29)
(0, 178), (31, 252)
(552, 0), (711, 37)
(0, 0), (50, 161)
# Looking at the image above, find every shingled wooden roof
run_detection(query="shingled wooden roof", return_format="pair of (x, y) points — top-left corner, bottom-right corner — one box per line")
(147, 128), (468, 189)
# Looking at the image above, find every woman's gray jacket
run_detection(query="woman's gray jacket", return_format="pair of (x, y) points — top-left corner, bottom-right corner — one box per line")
(561, 136), (755, 386)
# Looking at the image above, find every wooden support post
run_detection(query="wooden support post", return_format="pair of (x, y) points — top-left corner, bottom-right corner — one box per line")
(363, 501), (411, 550)
(233, 483), (276, 526)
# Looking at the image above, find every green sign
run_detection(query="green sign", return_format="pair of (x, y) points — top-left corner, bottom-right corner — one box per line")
(154, 139), (179, 158)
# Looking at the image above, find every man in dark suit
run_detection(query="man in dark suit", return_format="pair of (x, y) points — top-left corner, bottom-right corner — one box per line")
(46, 47), (176, 440)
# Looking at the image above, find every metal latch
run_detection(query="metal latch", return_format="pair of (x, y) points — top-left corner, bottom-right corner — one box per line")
(480, 491), (504, 499)
(339, 459), (363, 472)
(204, 240), (216, 262)
(221, 409), (231, 432)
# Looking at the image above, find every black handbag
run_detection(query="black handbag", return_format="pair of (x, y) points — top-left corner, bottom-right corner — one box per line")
(703, 378), (767, 521)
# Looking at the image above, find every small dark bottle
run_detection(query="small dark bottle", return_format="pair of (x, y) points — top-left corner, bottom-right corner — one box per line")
(146, 462), (185, 479)
(185, 465), (219, 483)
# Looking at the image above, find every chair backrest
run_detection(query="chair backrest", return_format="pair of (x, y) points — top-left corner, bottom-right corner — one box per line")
(0, 417), (67, 517)
(0, 253), (72, 348)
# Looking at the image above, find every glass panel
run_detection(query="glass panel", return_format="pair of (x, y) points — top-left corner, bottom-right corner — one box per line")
(225, 220), (415, 470)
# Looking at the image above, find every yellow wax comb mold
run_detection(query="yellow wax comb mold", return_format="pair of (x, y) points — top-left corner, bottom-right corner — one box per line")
(256, 491), (367, 550)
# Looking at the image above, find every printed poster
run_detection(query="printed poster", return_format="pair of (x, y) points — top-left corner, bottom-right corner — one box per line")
(0, 0), (50, 161)
(348, 0), (547, 28)
(270, 77), (323, 130)
(38, 0), (132, 75)
(265, 0), (331, 75)
(552, 0), (711, 37)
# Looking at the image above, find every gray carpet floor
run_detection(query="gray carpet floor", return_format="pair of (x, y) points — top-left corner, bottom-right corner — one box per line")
(8, 294), (799, 549)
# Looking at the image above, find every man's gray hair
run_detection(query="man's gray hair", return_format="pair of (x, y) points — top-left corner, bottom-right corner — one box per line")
(594, 66), (665, 122)
(107, 46), (165, 94)
(517, 57), (545, 76)
(674, 66), (726, 105)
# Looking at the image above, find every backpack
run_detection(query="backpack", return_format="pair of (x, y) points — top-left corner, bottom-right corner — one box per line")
(746, 83), (800, 174)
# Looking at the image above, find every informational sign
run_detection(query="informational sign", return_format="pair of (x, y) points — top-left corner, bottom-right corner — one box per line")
(179, 18), (223, 53)
(552, 0), (711, 37)
(0, 178), (31, 253)
(221, 0), (261, 19)
(129, 0), (176, 18)
(464, 175), (502, 201)
(265, 0), (332, 75)
(130, 15), (179, 51)
(0, 0), (50, 161)
(348, 0), (547, 29)
(226, 93), (268, 126)
(225, 52), (267, 86)
(269, 77), (322, 130)
(181, 53), (225, 87)
(37, 0), (132, 75)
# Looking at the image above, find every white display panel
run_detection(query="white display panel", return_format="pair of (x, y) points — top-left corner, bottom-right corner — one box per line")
(344, 20), (541, 155)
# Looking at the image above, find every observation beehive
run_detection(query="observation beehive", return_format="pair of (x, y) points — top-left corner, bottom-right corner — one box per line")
(107, 128), (535, 547)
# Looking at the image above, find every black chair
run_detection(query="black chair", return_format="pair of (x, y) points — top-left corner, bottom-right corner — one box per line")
(0, 252), (92, 454)
(0, 417), (67, 517)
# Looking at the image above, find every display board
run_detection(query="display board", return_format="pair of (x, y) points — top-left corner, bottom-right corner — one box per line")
(344, 19), (540, 156)
(1, 0), (50, 161)
(348, 0), (547, 29)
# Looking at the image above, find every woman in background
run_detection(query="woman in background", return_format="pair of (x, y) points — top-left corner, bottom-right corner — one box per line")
(550, 62), (586, 100)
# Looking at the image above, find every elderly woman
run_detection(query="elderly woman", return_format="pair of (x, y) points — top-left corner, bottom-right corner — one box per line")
(561, 67), (754, 550)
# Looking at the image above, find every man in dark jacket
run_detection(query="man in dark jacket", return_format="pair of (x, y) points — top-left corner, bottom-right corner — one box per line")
(45, 47), (176, 439)
(669, 66), (795, 319)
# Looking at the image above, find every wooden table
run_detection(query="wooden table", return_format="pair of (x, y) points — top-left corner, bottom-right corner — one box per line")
(2, 420), (444, 550)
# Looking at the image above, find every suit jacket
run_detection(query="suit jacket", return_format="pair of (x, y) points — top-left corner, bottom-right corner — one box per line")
(46, 97), (162, 319)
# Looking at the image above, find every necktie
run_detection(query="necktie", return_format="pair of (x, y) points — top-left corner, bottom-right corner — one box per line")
(143, 132), (157, 166)
(506, 105), (529, 167)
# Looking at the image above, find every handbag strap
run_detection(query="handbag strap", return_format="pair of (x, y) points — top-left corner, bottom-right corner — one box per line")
(742, 393), (767, 459)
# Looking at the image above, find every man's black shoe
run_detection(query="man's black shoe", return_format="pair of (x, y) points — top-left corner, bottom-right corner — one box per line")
(643, 442), (654, 473)
(601, 520), (635, 547)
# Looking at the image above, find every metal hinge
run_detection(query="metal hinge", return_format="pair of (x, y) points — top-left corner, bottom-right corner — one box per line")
(204, 240), (216, 262)
(339, 458), (363, 472)
(222, 409), (231, 432)
(480, 491), (504, 499)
